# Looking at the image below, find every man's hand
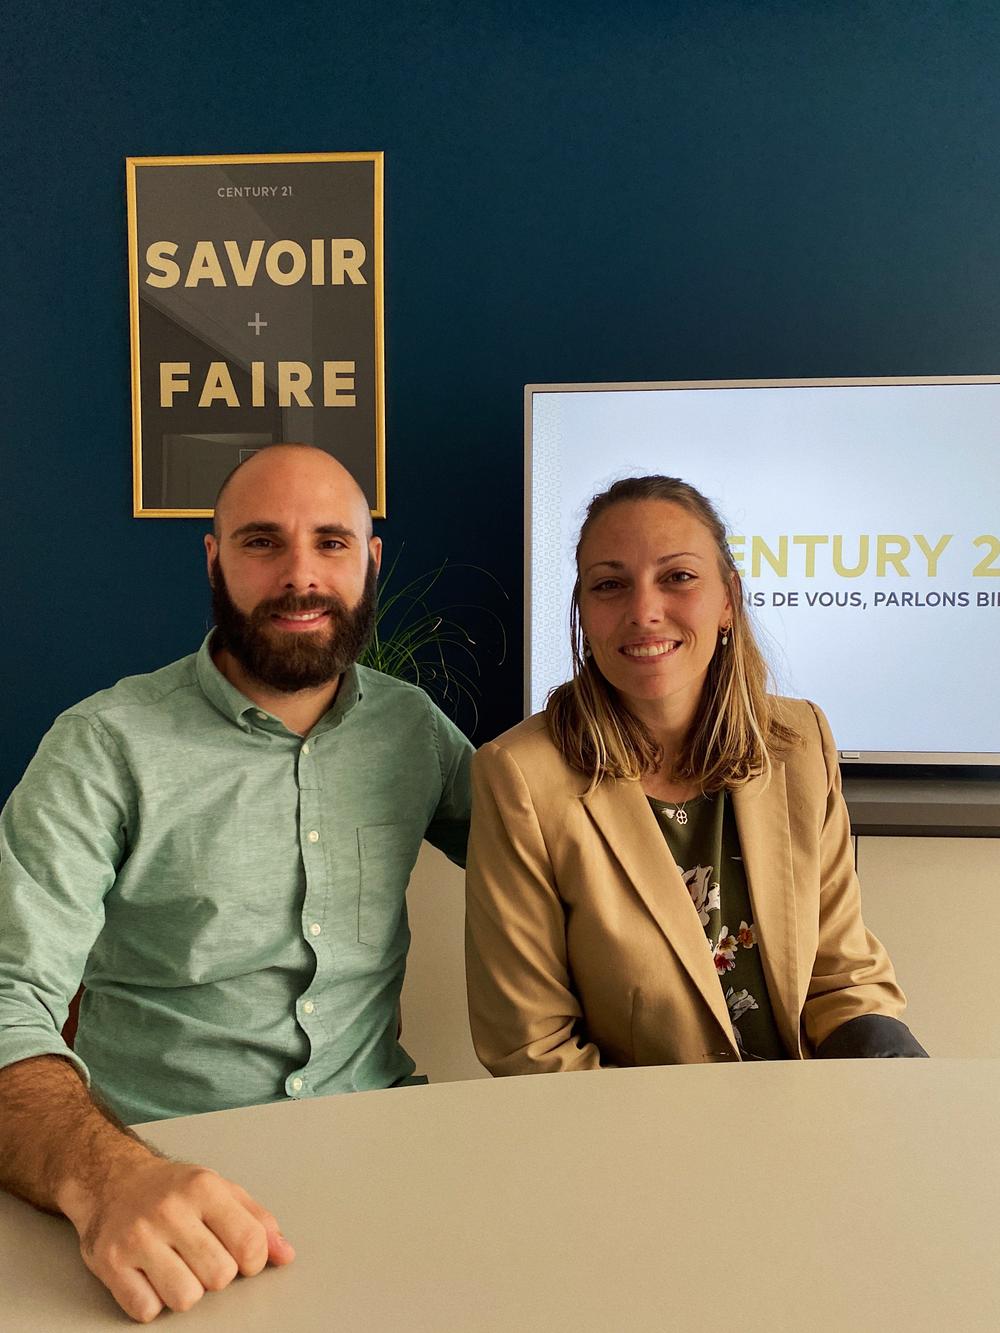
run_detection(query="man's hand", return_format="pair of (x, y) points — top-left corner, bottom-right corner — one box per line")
(0, 1056), (294, 1323)
(62, 1153), (295, 1323)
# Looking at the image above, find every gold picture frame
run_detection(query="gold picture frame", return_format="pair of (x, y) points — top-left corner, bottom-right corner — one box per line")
(126, 152), (386, 518)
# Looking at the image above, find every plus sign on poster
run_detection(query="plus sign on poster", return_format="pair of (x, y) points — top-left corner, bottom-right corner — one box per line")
(126, 153), (386, 517)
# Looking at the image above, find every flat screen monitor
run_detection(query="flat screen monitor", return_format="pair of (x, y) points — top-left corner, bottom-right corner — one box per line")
(525, 377), (1000, 766)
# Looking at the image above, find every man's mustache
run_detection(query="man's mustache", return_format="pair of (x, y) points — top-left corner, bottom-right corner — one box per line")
(252, 592), (347, 620)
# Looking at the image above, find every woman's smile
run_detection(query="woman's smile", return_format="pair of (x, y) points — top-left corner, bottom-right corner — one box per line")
(619, 638), (682, 659)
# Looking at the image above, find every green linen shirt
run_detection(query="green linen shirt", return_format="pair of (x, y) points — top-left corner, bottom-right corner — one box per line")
(0, 636), (473, 1124)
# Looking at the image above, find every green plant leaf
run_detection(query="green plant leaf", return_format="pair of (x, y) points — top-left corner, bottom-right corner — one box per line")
(359, 549), (507, 730)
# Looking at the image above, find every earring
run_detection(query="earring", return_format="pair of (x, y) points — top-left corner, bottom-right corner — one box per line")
(720, 626), (730, 647)
(583, 637), (592, 659)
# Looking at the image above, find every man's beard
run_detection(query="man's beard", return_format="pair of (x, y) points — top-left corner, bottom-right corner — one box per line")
(210, 556), (378, 693)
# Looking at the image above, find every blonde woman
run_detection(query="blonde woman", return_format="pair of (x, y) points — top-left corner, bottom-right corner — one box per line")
(466, 476), (925, 1072)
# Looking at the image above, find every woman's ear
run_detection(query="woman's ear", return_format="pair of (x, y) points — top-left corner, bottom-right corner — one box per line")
(723, 570), (740, 623)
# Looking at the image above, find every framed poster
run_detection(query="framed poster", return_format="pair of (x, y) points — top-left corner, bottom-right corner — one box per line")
(126, 152), (385, 517)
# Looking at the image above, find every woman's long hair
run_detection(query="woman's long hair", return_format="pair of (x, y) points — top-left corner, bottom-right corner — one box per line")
(545, 476), (799, 791)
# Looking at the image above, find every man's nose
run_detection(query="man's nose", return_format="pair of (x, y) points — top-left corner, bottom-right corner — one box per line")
(278, 544), (320, 590)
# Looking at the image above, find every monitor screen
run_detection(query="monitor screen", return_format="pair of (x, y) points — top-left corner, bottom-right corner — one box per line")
(525, 377), (1000, 765)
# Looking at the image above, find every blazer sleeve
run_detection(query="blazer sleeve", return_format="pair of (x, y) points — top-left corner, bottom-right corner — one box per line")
(465, 741), (603, 1076)
(800, 702), (910, 1050)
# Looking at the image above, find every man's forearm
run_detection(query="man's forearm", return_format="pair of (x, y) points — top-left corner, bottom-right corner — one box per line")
(1, 1054), (294, 1322)
(0, 1054), (155, 1220)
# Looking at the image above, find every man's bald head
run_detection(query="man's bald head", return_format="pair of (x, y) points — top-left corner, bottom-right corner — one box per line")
(212, 444), (373, 540)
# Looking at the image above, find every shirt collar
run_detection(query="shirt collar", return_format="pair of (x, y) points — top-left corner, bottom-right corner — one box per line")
(194, 632), (364, 734)
(321, 661), (363, 732)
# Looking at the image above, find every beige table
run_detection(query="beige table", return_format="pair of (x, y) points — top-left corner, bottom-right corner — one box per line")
(2, 1060), (998, 1331)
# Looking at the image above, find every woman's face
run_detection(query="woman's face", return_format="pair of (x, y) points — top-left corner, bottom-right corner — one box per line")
(578, 498), (733, 721)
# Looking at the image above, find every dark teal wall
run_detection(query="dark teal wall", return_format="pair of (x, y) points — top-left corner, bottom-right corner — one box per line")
(5, 0), (1000, 798)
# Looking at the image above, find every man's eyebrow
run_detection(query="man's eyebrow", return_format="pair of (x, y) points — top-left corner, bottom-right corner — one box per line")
(228, 521), (358, 541)
(583, 551), (703, 574)
(229, 521), (282, 539)
(314, 524), (358, 539)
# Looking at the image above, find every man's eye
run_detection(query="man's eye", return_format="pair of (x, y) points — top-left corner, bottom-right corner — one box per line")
(244, 537), (275, 548)
(319, 540), (347, 550)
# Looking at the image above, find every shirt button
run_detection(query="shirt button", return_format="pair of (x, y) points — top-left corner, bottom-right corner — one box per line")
(256, 710), (268, 720)
(309, 922), (322, 936)
(307, 829), (320, 843)
(301, 742), (311, 756)
(291, 1076), (304, 1092)
(302, 1000), (315, 1015)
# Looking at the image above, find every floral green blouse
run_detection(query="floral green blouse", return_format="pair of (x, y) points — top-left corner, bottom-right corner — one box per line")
(647, 791), (788, 1061)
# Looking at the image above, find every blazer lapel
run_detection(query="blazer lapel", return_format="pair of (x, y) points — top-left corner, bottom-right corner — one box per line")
(582, 778), (737, 1050)
(732, 764), (802, 1056)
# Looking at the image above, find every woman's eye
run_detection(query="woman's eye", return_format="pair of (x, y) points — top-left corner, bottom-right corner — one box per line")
(666, 570), (695, 584)
(591, 579), (622, 592)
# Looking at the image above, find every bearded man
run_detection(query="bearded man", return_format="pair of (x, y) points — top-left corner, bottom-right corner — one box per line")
(0, 444), (473, 1322)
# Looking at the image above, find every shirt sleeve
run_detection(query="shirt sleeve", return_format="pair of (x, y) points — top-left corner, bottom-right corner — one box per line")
(0, 712), (134, 1081)
(422, 701), (474, 868)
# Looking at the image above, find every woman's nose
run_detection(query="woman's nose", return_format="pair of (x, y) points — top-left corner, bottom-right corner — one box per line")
(627, 584), (663, 624)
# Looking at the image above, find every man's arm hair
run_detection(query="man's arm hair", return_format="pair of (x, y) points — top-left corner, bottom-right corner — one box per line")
(0, 1054), (155, 1221)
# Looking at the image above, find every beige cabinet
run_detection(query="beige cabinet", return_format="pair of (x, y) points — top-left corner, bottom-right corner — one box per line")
(857, 836), (1000, 1058)
(401, 843), (486, 1083)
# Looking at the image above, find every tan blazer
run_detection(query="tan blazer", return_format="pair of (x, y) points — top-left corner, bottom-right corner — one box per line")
(465, 698), (906, 1075)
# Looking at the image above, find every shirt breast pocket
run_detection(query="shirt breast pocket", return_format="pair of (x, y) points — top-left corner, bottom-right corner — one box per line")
(356, 822), (423, 948)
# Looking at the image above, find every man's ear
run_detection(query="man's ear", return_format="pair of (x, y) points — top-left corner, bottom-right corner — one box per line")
(204, 533), (218, 584)
(369, 535), (383, 575)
